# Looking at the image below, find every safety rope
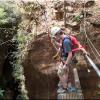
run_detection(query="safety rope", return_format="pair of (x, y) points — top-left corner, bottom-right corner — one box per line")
(36, 0), (58, 50)
(83, 0), (100, 59)
(80, 23), (100, 64)
(87, 39), (100, 64)
(35, 0), (59, 99)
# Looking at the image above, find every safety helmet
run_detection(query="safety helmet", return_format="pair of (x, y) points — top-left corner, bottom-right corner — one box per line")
(51, 26), (61, 37)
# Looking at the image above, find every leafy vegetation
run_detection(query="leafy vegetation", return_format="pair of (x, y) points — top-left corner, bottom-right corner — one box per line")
(0, 88), (5, 99)
(0, 7), (8, 25)
(73, 15), (82, 22)
(0, 0), (45, 99)
(0, 0), (29, 99)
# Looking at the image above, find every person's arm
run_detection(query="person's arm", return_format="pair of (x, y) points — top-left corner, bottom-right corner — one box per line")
(63, 39), (73, 66)
(77, 42), (87, 54)
(54, 39), (62, 47)
(65, 51), (72, 65)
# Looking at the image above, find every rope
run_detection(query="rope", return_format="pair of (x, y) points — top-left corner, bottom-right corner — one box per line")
(87, 37), (100, 57)
(35, 0), (58, 99)
(36, 0), (58, 51)
(83, 0), (100, 77)
(83, 0), (100, 58)
(87, 39), (100, 64)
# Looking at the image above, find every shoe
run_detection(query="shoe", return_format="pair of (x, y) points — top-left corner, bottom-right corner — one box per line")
(57, 87), (66, 94)
(67, 86), (77, 92)
(58, 81), (62, 87)
(72, 57), (78, 64)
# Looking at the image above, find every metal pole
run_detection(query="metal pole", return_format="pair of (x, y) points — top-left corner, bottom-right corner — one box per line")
(85, 55), (100, 77)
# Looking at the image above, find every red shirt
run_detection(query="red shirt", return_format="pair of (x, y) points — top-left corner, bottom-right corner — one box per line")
(69, 35), (79, 50)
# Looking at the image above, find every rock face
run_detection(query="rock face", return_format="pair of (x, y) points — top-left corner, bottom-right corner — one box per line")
(0, 28), (14, 77)
(82, 0), (95, 7)
(87, 15), (100, 25)
(23, 34), (58, 99)
(22, 0), (100, 99)
(64, 0), (95, 7)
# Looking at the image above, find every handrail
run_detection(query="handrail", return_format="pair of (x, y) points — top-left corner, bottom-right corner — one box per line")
(85, 55), (100, 77)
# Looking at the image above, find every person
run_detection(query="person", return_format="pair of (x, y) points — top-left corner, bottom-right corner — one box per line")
(51, 26), (87, 93)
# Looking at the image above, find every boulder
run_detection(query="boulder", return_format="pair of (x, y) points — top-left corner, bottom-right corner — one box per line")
(65, 21), (80, 28)
(54, 10), (64, 20)
(83, 0), (95, 7)
(66, 6), (74, 12)
(87, 15), (100, 26)
(53, 0), (63, 10)
(65, 0), (95, 7)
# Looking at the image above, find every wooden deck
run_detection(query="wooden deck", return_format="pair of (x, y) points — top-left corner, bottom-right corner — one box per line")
(57, 68), (84, 99)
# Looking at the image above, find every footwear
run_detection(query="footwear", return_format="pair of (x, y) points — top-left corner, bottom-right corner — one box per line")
(67, 86), (77, 92)
(58, 81), (62, 87)
(72, 57), (78, 64)
(57, 87), (66, 94)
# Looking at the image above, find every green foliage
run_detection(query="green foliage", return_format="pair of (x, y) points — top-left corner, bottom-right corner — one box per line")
(11, 48), (29, 99)
(96, 91), (100, 95)
(97, 84), (100, 88)
(0, 88), (5, 99)
(0, 0), (28, 99)
(17, 33), (26, 44)
(0, 7), (8, 25)
(10, 31), (32, 99)
(0, 1), (38, 99)
(73, 15), (81, 22)
(96, 84), (100, 95)
(0, 0), (21, 27)
(0, 8), (7, 19)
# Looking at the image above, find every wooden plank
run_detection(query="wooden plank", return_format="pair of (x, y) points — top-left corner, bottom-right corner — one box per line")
(57, 92), (84, 99)
(73, 68), (82, 91)
(57, 68), (84, 99)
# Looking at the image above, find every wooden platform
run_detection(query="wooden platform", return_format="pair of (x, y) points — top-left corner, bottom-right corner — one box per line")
(57, 92), (83, 99)
(57, 68), (84, 99)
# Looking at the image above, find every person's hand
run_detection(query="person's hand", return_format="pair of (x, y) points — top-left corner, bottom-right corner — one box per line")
(63, 64), (68, 70)
(83, 50), (88, 55)
(83, 50), (89, 56)
(80, 48), (89, 55)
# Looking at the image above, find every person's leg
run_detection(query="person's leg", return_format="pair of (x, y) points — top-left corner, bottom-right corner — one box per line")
(57, 63), (67, 93)
(58, 66), (69, 89)
(62, 66), (69, 89)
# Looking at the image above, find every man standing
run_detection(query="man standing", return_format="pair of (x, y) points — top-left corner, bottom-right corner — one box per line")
(50, 26), (87, 93)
